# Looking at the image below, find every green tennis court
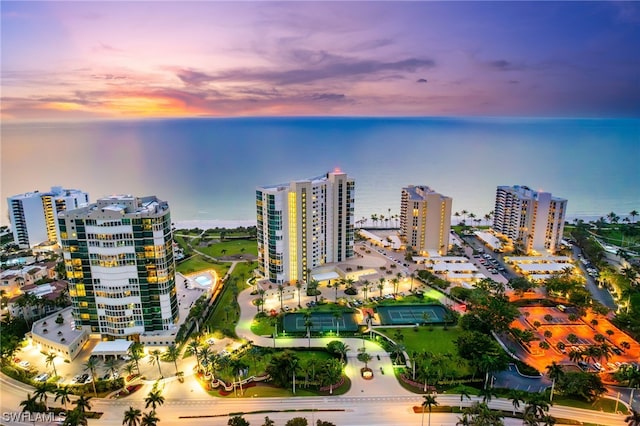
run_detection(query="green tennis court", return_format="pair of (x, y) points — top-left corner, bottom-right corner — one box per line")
(377, 304), (446, 325)
(282, 312), (359, 333)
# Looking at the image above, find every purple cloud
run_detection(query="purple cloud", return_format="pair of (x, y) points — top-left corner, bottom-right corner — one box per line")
(176, 69), (216, 87)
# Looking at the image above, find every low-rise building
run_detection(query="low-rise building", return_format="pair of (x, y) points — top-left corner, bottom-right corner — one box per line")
(30, 307), (89, 361)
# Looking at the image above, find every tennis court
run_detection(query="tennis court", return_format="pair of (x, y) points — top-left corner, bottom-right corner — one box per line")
(377, 304), (447, 325)
(282, 312), (359, 333)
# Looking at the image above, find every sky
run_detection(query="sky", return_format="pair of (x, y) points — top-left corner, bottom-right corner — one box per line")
(1, 1), (640, 121)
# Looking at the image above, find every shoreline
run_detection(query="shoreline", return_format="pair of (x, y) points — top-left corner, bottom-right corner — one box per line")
(171, 215), (613, 231)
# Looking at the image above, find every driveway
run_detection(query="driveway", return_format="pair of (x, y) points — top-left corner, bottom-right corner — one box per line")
(492, 364), (551, 393)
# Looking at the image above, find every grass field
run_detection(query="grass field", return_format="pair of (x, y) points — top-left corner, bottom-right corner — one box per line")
(176, 255), (228, 275)
(197, 239), (258, 257)
(204, 261), (258, 337)
(251, 315), (275, 336)
(376, 326), (463, 354)
(377, 326), (472, 377)
(553, 396), (629, 414)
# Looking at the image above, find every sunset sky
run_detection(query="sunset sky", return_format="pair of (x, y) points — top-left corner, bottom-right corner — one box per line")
(2, 1), (639, 121)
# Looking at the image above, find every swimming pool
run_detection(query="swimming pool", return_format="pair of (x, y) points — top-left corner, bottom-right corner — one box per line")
(194, 275), (212, 286)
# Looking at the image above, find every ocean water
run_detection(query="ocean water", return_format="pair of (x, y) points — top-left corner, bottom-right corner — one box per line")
(1, 117), (638, 228)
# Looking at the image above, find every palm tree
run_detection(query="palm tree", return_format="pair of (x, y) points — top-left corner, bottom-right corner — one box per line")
(20, 393), (42, 425)
(357, 351), (372, 369)
(508, 389), (524, 415)
(327, 341), (350, 363)
(186, 341), (202, 372)
(304, 312), (313, 348)
(206, 352), (221, 381)
(73, 395), (92, 415)
(456, 386), (472, 410)
(34, 384), (50, 406)
(45, 352), (58, 378)
(128, 342), (144, 375)
(63, 408), (88, 426)
(409, 272), (416, 291)
(104, 356), (120, 380)
(162, 344), (181, 376)
(83, 357), (99, 396)
(295, 280), (303, 307)
(277, 284), (284, 311)
(362, 279), (370, 301)
(625, 410), (640, 426)
(391, 277), (400, 296)
(479, 386), (497, 404)
(320, 358), (342, 395)
(54, 386), (72, 410)
(144, 389), (165, 410)
(461, 210), (468, 224)
(141, 410), (160, 426)
(545, 361), (564, 401)
(421, 394), (438, 426)
(377, 278), (385, 298)
(257, 289), (266, 312)
(229, 358), (248, 396)
(524, 391), (551, 422)
(333, 310), (343, 336)
(333, 279), (343, 302)
(630, 210), (639, 224)
(568, 348), (584, 364)
(308, 279), (320, 303)
(123, 406), (142, 426)
(148, 349), (163, 378)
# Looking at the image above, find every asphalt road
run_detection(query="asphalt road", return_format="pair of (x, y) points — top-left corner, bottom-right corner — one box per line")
(0, 374), (628, 426)
(571, 246), (617, 310)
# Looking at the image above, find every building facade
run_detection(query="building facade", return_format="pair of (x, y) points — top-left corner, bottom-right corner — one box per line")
(492, 185), (567, 254)
(256, 171), (355, 284)
(400, 185), (452, 256)
(8, 186), (89, 248)
(58, 195), (179, 339)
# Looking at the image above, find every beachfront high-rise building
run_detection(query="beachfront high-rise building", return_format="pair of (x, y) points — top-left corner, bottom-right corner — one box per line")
(8, 186), (89, 248)
(492, 185), (567, 254)
(400, 185), (452, 256)
(256, 170), (355, 284)
(58, 195), (179, 338)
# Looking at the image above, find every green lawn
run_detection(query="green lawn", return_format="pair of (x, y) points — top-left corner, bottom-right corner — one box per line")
(176, 255), (222, 275)
(376, 326), (472, 377)
(212, 377), (350, 398)
(197, 239), (258, 257)
(376, 326), (463, 355)
(204, 261), (258, 337)
(553, 396), (629, 414)
(250, 315), (274, 336)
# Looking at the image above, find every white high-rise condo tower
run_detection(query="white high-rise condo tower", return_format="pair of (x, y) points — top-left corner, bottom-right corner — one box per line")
(492, 185), (567, 254)
(7, 186), (89, 248)
(256, 170), (355, 284)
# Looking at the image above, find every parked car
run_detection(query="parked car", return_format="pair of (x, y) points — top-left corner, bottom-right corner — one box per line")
(206, 338), (215, 345)
(18, 361), (30, 368)
(34, 373), (49, 382)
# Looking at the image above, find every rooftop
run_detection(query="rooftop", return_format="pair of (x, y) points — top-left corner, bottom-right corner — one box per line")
(31, 307), (86, 346)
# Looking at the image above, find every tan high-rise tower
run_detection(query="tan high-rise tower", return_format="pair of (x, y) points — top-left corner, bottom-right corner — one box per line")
(400, 185), (452, 256)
